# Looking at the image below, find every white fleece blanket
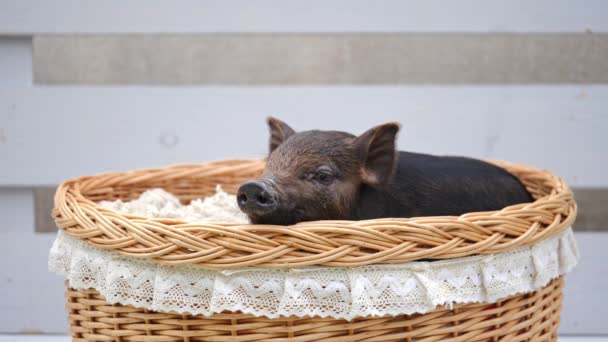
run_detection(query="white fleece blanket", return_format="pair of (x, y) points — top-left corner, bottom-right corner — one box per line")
(98, 186), (249, 223)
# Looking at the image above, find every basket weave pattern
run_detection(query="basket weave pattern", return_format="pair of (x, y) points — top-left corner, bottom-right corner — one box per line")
(66, 277), (563, 342)
(53, 159), (576, 268)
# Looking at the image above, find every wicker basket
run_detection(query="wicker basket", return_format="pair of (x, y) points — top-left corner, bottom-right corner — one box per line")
(66, 277), (563, 342)
(53, 159), (576, 341)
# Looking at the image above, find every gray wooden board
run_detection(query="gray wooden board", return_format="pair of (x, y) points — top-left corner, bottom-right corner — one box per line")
(33, 34), (608, 85)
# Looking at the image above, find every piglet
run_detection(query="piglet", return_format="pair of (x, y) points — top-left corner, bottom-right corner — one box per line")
(237, 117), (532, 225)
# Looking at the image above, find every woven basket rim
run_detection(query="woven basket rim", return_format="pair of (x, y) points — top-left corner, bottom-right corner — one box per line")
(53, 158), (577, 269)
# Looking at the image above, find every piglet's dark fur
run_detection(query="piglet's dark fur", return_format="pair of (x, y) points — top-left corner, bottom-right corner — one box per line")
(236, 118), (533, 225)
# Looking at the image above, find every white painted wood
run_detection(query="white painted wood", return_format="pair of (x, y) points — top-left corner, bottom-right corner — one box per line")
(0, 233), (67, 333)
(0, 38), (31, 86)
(0, 189), (33, 233)
(0, 337), (69, 342)
(0, 86), (606, 187)
(1, 0), (607, 34)
(560, 233), (608, 335)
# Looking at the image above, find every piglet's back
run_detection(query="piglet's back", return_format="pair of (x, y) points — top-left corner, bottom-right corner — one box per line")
(385, 152), (533, 217)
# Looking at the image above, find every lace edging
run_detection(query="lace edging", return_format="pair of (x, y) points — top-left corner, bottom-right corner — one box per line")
(49, 228), (578, 319)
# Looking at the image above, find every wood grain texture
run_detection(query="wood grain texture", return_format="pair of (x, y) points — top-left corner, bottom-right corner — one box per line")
(34, 187), (56, 233)
(571, 189), (608, 232)
(33, 34), (608, 85)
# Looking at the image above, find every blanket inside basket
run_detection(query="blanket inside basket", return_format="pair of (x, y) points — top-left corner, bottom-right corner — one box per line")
(99, 185), (250, 223)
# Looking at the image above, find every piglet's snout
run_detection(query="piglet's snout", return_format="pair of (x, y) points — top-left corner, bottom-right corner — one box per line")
(237, 181), (278, 215)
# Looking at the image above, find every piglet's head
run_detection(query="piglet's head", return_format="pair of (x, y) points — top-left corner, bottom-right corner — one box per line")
(237, 117), (400, 225)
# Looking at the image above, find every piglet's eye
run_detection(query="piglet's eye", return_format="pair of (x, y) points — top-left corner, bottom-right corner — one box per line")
(315, 171), (334, 185)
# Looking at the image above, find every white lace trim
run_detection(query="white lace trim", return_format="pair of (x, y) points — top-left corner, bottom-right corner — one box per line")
(49, 228), (578, 319)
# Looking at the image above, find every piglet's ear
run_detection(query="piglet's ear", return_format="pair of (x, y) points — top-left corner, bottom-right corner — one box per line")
(267, 117), (296, 154)
(353, 122), (400, 185)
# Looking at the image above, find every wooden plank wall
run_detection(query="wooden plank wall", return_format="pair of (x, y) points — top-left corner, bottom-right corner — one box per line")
(0, 0), (607, 335)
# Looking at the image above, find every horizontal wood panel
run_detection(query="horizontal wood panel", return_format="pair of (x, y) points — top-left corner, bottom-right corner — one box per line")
(1, 86), (606, 187)
(570, 189), (608, 232)
(34, 34), (608, 85)
(33, 187), (56, 233)
(560, 232), (608, 334)
(0, 188), (33, 233)
(0, 37), (31, 86)
(0, 232), (69, 333)
(2, 0), (608, 34)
